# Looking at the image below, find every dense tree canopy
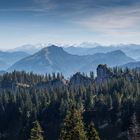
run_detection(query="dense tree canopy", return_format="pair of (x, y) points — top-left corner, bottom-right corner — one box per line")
(0, 66), (139, 140)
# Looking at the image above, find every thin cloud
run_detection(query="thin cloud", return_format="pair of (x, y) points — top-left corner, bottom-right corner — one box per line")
(75, 4), (140, 33)
(0, 0), (140, 47)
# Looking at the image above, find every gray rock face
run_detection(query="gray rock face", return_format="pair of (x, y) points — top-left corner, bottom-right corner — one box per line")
(97, 64), (113, 79)
(96, 64), (136, 83)
(69, 72), (93, 88)
(96, 64), (113, 83)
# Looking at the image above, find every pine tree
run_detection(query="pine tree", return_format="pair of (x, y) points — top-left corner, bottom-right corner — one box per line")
(87, 122), (100, 140)
(128, 113), (140, 140)
(30, 120), (44, 140)
(59, 107), (87, 140)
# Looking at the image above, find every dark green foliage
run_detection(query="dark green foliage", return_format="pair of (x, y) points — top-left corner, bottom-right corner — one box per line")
(0, 67), (139, 140)
(59, 107), (87, 140)
(128, 113), (140, 140)
(30, 120), (44, 140)
(87, 122), (100, 140)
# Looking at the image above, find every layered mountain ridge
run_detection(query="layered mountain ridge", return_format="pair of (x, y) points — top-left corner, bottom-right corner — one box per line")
(0, 51), (29, 70)
(64, 44), (140, 60)
(8, 45), (134, 76)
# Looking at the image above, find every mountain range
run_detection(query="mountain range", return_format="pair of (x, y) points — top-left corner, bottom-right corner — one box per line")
(64, 44), (140, 60)
(8, 45), (134, 76)
(0, 51), (29, 70)
(7, 42), (140, 60)
(9, 44), (44, 54)
(122, 61), (140, 69)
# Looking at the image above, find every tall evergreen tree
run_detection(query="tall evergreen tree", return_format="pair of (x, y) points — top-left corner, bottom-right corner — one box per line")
(128, 113), (140, 140)
(30, 120), (44, 140)
(87, 122), (100, 140)
(59, 107), (87, 140)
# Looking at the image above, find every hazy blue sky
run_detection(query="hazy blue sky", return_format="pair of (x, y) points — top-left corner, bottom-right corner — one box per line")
(0, 0), (140, 49)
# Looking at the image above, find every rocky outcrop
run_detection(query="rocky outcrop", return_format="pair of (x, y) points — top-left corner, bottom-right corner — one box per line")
(97, 64), (113, 78)
(69, 72), (93, 88)
(96, 64), (113, 83)
(96, 64), (136, 83)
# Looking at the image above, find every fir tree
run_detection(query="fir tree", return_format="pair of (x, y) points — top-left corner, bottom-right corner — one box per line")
(87, 122), (100, 140)
(59, 107), (87, 140)
(128, 113), (140, 140)
(30, 120), (44, 140)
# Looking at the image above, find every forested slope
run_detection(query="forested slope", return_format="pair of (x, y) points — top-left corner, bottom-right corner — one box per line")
(0, 65), (140, 140)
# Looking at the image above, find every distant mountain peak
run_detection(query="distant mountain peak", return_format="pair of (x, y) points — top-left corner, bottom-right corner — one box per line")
(46, 45), (63, 51)
(107, 50), (125, 55)
(39, 45), (67, 56)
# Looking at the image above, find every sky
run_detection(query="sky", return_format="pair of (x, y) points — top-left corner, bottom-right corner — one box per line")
(0, 0), (140, 49)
